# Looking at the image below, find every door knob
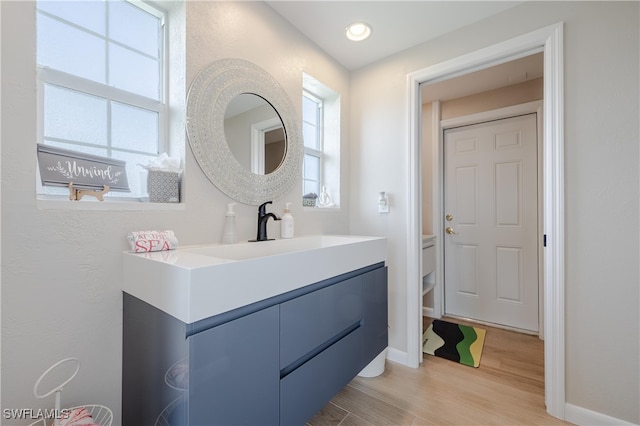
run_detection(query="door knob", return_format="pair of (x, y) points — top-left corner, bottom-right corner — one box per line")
(445, 214), (453, 222)
(445, 226), (457, 235)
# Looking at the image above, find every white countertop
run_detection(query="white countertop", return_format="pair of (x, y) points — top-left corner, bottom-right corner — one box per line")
(123, 235), (387, 324)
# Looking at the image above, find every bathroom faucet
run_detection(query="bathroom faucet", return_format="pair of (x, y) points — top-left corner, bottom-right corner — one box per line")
(251, 201), (280, 242)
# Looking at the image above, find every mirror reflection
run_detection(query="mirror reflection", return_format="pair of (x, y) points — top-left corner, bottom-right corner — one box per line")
(224, 93), (287, 175)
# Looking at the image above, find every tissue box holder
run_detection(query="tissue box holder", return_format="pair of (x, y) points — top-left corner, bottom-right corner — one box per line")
(148, 170), (180, 203)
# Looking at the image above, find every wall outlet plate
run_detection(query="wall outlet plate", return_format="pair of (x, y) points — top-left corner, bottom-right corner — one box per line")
(378, 193), (390, 214)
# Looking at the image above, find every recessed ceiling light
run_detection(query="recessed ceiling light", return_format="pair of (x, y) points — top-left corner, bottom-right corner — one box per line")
(345, 22), (372, 41)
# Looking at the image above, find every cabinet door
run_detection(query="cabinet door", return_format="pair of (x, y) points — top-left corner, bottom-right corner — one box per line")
(123, 293), (189, 426)
(280, 327), (363, 426)
(362, 266), (388, 366)
(188, 305), (279, 425)
(280, 275), (362, 369)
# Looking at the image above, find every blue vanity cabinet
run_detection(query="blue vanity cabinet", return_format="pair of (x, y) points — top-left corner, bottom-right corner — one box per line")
(123, 293), (190, 426)
(362, 265), (389, 363)
(280, 275), (363, 368)
(123, 262), (387, 426)
(279, 275), (364, 425)
(122, 295), (279, 426)
(279, 266), (388, 425)
(189, 305), (280, 425)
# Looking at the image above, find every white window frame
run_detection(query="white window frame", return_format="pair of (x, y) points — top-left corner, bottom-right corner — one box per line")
(302, 73), (341, 209)
(302, 89), (324, 197)
(36, 0), (170, 202)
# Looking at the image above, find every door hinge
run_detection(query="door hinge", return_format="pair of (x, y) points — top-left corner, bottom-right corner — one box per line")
(543, 234), (547, 247)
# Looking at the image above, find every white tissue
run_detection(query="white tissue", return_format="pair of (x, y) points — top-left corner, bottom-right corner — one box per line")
(139, 153), (182, 173)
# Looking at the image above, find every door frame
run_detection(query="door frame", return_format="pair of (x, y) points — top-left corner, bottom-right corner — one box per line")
(406, 22), (565, 419)
(439, 101), (544, 333)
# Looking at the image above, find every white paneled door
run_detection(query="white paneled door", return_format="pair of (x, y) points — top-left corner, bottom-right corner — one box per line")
(444, 113), (539, 332)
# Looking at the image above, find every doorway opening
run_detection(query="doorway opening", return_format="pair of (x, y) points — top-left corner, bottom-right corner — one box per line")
(420, 52), (544, 333)
(406, 23), (565, 419)
(438, 107), (541, 332)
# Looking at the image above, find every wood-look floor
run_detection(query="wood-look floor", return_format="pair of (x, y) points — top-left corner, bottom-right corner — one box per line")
(308, 317), (573, 426)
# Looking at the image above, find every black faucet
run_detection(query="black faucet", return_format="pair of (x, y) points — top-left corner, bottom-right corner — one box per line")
(250, 201), (280, 242)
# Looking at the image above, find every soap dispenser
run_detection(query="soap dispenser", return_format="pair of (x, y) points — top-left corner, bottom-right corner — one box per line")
(222, 203), (238, 244)
(280, 202), (294, 239)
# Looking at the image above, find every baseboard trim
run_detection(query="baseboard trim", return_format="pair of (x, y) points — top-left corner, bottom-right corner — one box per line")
(386, 346), (410, 367)
(565, 403), (638, 426)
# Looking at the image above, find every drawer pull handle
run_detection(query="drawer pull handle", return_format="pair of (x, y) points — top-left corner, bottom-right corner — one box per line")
(280, 321), (362, 379)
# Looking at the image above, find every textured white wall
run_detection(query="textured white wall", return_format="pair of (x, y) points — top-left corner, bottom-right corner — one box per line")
(349, 1), (638, 423)
(3, 1), (638, 424)
(0, 2), (349, 423)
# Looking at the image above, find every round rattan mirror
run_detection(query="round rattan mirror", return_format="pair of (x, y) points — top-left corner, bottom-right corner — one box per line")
(186, 58), (302, 205)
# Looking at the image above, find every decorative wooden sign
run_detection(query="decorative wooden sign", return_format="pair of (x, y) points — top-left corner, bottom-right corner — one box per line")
(37, 144), (130, 200)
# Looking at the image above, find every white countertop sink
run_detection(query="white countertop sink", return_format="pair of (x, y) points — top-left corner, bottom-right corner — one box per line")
(122, 234), (387, 324)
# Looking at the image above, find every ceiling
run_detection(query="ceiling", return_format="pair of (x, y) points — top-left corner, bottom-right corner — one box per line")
(265, 1), (542, 103)
(265, 1), (525, 71)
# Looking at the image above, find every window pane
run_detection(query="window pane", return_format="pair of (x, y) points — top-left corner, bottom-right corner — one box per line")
(109, 1), (160, 58)
(302, 96), (318, 126)
(43, 140), (108, 157)
(37, 13), (106, 83)
(111, 102), (158, 153)
(304, 154), (320, 181)
(303, 122), (318, 150)
(38, 0), (106, 35)
(110, 150), (157, 198)
(109, 43), (159, 99)
(44, 85), (107, 146)
(37, 0), (167, 200)
(303, 180), (319, 197)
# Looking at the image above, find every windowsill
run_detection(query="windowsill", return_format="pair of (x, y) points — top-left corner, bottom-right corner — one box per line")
(37, 196), (186, 211)
(303, 206), (341, 213)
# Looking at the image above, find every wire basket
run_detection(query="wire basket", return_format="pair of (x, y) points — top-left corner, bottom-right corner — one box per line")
(30, 358), (113, 426)
(28, 406), (112, 426)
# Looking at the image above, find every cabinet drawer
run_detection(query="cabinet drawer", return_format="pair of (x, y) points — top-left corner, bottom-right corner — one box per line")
(280, 327), (363, 426)
(280, 275), (362, 368)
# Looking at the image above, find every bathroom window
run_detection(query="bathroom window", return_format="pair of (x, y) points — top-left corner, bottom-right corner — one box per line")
(36, 0), (170, 200)
(302, 74), (340, 208)
(302, 91), (323, 196)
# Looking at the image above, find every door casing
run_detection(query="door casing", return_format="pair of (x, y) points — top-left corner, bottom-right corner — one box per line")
(406, 23), (565, 419)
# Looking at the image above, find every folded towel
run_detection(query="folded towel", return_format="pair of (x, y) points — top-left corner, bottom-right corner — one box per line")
(57, 407), (99, 426)
(127, 230), (178, 253)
